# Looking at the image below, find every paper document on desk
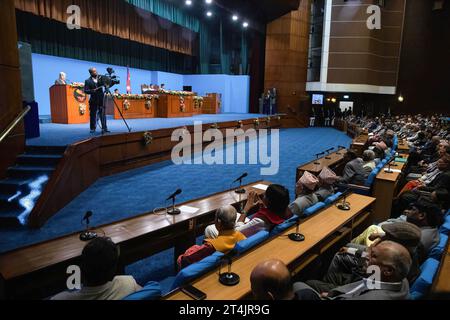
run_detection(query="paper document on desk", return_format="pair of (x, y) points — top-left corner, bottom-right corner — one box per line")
(179, 205), (200, 214)
(252, 184), (269, 191)
(384, 169), (402, 173)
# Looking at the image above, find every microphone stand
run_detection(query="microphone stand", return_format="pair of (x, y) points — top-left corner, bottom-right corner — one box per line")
(235, 177), (246, 194)
(325, 148), (333, 160)
(218, 255), (240, 286)
(167, 196), (181, 215)
(288, 220), (305, 242)
(79, 216), (98, 241)
(337, 194), (351, 211)
(314, 153), (321, 165)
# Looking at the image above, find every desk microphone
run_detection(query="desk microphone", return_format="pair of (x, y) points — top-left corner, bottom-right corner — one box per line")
(314, 152), (325, 165)
(218, 254), (240, 286)
(325, 147), (334, 159)
(288, 219), (305, 242)
(80, 211), (98, 241)
(336, 146), (346, 155)
(234, 173), (248, 194)
(337, 194), (351, 211)
(166, 189), (182, 215)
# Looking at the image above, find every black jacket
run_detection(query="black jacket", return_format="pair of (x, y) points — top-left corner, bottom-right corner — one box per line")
(84, 77), (105, 105)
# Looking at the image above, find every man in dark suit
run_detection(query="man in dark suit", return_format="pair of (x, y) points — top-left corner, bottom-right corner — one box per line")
(84, 68), (109, 133)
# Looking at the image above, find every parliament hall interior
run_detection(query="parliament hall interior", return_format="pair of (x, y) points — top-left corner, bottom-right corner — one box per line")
(0, 0), (450, 303)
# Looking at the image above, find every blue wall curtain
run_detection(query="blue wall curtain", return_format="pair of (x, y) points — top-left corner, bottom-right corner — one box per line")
(199, 22), (211, 74)
(220, 20), (231, 74)
(241, 31), (249, 75)
(125, 0), (200, 32)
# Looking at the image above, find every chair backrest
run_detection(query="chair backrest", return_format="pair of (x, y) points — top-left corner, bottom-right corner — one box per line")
(324, 192), (343, 205)
(439, 214), (450, 235)
(270, 216), (299, 236)
(429, 233), (449, 260)
(123, 281), (161, 300)
(365, 169), (378, 187)
(170, 252), (224, 291)
(304, 202), (326, 217)
(410, 258), (440, 300)
(234, 230), (270, 254)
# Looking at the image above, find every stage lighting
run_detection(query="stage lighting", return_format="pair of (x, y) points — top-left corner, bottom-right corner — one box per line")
(331, 98), (337, 103)
(232, 15), (239, 21)
(205, 0), (213, 4)
(243, 22), (249, 28)
(206, 11), (213, 17)
(185, 0), (192, 6)
(398, 95), (404, 102)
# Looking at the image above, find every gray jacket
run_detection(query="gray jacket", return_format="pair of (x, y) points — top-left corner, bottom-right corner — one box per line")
(329, 278), (410, 300)
(340, 158), (367, 185)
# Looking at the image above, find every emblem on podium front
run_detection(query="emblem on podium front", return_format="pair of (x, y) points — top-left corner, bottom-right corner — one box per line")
(145, 99), (152, 111)
(79, 103), (86, 116)
(74, 89), (87, 103)
(123, 99), (131, 111)
(180, 96), (186, 113)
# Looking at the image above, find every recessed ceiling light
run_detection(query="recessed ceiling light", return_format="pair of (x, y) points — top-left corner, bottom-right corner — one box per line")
(243, 22), (249, 28)
(205, 0), (213, 4)
(206, 11), (213, 17)
(185, 0), (192, 6)
(232, 15), (239, 21)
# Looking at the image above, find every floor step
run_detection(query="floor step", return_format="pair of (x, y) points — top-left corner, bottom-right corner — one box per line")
(0, 207), (27, 228)
(17, 154), (63, 166)
(0, 178), (33, 193)
(25, 145), (66, 155)
(7, 166), (54, 179)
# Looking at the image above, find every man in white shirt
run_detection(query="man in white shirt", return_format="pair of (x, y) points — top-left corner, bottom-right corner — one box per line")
(51, 237), (141, 300)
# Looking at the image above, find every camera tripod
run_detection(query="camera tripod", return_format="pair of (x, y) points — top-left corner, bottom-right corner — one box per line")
(100, 85), (132, 134)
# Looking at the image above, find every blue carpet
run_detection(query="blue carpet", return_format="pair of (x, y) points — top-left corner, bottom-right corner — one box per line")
(1, 128), (351, 287)
(28, 113), (268, 146)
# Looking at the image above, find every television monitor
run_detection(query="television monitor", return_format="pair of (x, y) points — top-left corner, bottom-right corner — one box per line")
(312, 94), (324, 105)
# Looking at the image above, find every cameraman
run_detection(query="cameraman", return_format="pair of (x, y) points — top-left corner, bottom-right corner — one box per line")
(84, 68), (109, 134)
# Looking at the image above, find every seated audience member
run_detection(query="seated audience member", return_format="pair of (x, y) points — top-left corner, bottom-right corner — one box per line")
(315, 167), (339, 201)
(338, 150), (367, 185)
(289, 171), (319, 215)
(51, 237), (141, 300)
(204, 184), (291, 238)
(178, 206), (246, 269)
(296, 241), (412, 300)
(307, 222), (421, 293)
(362, 149), (376, 175)
(250, 260), (296, 300)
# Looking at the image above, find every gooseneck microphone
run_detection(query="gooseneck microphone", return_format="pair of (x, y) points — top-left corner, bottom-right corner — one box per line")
(314, 152), (325, 165)
(336, 146), (346, 155)
(167, 189), (182, 215)
(325, 147), (335, 159)
(337, 194), (351, 211)
(218, 254), (240, 286)
(234, 173), (248, 194)
(288, 219), (305, 242)
(80, 211), (98, 241)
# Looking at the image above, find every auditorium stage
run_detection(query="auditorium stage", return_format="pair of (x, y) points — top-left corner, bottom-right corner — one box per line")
(28, 113), (268, 146)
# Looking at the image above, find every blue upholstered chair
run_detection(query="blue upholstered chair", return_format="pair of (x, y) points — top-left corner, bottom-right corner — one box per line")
(429, 233), (449, 260)
(410, 258), (440, 300)
(439, 214), (450, 235)
(234, 230), (270, 254)
(170, 251), (224, 291)
(304, 202), (326, 217)
(270, 216), (299, 236)
(123, 281), (161, 300)
(365, 169), (378, 187)
(324, 192), (343, 205)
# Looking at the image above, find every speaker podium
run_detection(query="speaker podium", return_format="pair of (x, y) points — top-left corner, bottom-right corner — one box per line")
(49, 85), (90, 124)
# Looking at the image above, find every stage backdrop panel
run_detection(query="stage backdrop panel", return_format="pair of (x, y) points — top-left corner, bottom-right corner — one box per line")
(31, 53), (249, 116)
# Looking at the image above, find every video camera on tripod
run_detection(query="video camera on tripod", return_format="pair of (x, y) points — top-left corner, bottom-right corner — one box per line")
(99, 67), (120, 89)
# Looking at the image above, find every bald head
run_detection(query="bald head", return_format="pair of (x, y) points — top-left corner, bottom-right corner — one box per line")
(250, 259), (293, 300)
(368, 241), (412, 282)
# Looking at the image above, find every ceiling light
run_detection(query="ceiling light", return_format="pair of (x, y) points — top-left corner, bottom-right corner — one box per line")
(243, 22), (249, 28)
(185, 0), (192, 6)
(206, 11), (213, 17)
(205, 0), (213, 4)
(232, 15), (239, 21)
(398, 95), (404, 102)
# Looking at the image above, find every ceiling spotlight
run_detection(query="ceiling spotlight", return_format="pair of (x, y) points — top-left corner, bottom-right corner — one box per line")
(398, 95), (404, 102)
(205, 0), (213, 4)
(243, 22), (249, 28)
(232, 15), (239, 21)
(206, 11), (213, 17)
(331, 98), (337, 103)
(185, 0), (192, 6)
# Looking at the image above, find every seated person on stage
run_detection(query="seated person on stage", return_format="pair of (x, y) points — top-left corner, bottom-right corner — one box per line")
(306, 222), (421, 293)
(314, 167), (338, 201)
(55, 72), (67, 85)
(338, 150), (367, 185)
(289, 171), (319, 216)
(362, 149), (376, 175)
(178, 206), (246, 269)
(51, 237), (141, 300)
(250, 259), (297, 300)
(205, 184), (291, 238)
(295, 241), (412, 300)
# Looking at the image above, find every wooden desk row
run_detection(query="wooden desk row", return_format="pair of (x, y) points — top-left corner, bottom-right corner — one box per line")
(295, 149), (347, 183)
(165, 193), (376, 300)
(0, 181), (270, 299)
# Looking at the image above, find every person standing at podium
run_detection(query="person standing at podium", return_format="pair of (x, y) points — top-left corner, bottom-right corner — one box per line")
(55, 72), (67, 85)
(84, 68), (109, 134)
